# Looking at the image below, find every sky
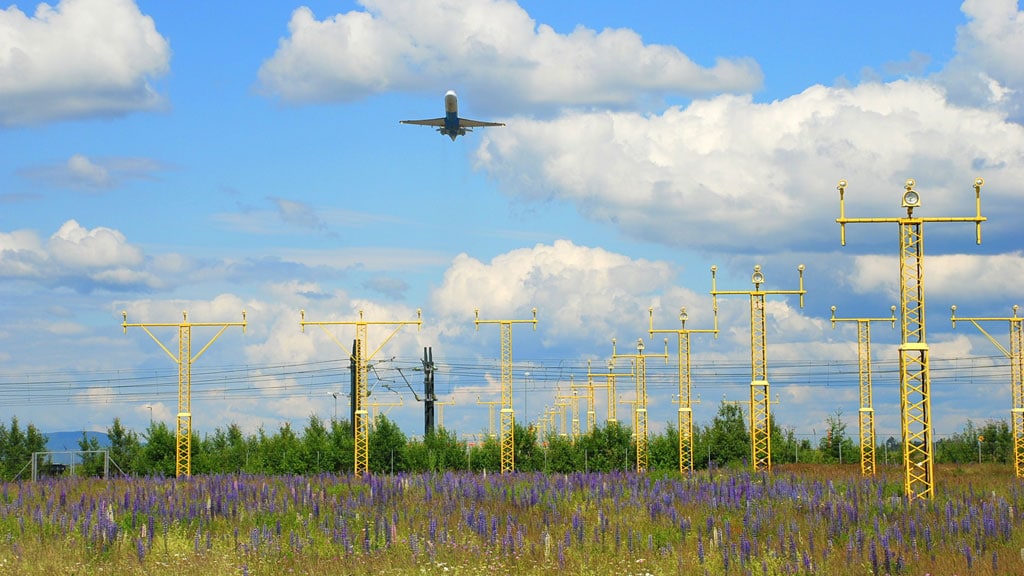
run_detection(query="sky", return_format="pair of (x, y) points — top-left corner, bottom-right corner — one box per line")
(2, 0), (1023, 447)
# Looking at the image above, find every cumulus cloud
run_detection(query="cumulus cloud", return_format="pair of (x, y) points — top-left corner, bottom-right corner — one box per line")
(0, 0), (171, 126)
(258, 0), (762, 111)
(846, 252), (1024, 303)
(939, 0), (1024, 121)
(0, 219), (162, 291)
(431, 239), (678, 343)
(475, 80), (1024, 252)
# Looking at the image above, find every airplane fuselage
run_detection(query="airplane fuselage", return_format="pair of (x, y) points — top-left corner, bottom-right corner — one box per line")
(442, 91), (463, 141)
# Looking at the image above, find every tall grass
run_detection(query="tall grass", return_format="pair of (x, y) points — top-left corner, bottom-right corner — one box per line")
(0, 464), (1021, 575)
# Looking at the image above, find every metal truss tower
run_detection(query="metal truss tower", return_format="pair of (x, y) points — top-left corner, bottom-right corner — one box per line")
(838, 177), (985, 501)
(122, 310), (246, 478)
(711, 264), (806, 473)
(474, 308), (537, 473)
(301, 309), (421, 475)
(951, 304), (1023, 477)
(830, 305), (896, 476)
(650, 306), (717, 473)
(587, 359), (620, 424)
(613, 337), (668, 472)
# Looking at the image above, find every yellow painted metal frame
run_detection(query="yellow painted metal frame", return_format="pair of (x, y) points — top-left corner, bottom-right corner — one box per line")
(650, 306), (717, 473)
(837, 177), (985, 501)
(122, 310), (246, 478)
(300, 309), (422, 475)
(711, 264), (805, 473)
(830, 305), (896, 476)
(476, 396), (501, 438)
(587, 359), (620, 424)
(474, 308), (538, 473)
(612, 337), (668, 472)
(951, 305), (1023, 477)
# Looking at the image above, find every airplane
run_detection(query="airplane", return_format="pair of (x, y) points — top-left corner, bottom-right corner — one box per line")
(400, 90), (504, 141)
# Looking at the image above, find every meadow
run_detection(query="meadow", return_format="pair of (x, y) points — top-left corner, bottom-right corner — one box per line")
(1, 464), (1022, 575)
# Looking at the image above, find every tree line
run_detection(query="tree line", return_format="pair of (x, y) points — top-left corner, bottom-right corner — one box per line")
(0, 404), (1017, 480)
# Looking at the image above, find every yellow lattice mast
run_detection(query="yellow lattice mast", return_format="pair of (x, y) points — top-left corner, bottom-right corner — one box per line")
(572, 375), (596, 434)
(613, 337), (668, 472)
(300, 308), (422, 475)
(367, 395), (404, 428)
(476, 395), (501, 438)
(951, 304), (1023, 477)
(434, 397), (455, 430)
(830, 305), (897, 476)
(838, 177), (985, 501)
(587, 359), (620, 424)
(122, 310), (246, 478)
(711, 263), (806, 473)
(650, 306), (718, 473)
(474, 308), (538, 473)
(555, 381), (582, 440)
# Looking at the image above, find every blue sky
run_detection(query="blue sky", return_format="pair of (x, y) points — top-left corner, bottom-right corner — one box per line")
(2, 0), (1023, 446)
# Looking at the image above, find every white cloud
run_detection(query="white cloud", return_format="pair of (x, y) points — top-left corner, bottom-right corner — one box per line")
(475, 79), (1024, 252)
(0, 0), (170, 126)
(48, 219), (143, 269)
(258, 0), (762, 110)
(19, 153), (166, 191)
(846, 252), (1024, 303)
(431, 239), (678, 343)
(940, 0), (1024, 120)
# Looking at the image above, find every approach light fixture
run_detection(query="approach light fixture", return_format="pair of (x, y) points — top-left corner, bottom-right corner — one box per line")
(902, 178), (920, 208)
(751, 264), (765, 286)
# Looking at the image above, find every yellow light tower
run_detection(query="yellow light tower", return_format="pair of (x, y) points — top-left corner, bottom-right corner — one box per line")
(122, 310), (246, 478)
(650, 306), (718, 473)
(838, 177), (985, 500)
(612, 337), (668, 472)
(474, 308), (538, 473)
(830, 304), (897, 476)
(476, 395), (501, 438)
(711, 263), (806, 473)
(435, 397), (455, 430)
(587, 359), (620, 424)
(572, 375), (596, 434)
(301, 308), (422, 475)
(555, 382), (581, 440)
(951, 304), (1023, 477)
(367, 395), (404, 428)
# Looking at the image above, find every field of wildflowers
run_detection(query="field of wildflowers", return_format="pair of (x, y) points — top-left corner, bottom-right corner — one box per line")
(1, 463), (1022, 575)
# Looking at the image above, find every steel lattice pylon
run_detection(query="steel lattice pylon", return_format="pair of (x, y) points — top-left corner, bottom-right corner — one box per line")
(122, 310), (246, 478)
(475, 308), (537, 474)
(831, 305), (896, 476)
(650, 307), (716, 473)
(612, 337), (667, 472)
(587, 360), (619, 424)
(301, 309), (422, 476)
(951, 305), (1024, 477)
(837, 177), (985, 501)
(177, 325), (191, 478)
(711, 264), (805, 473)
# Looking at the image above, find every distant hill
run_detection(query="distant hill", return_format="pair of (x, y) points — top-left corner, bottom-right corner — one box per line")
(44, 431), (111, 453)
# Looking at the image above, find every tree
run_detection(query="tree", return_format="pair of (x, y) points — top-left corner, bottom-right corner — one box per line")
(576, 421), (633, 472)
(544, 433), (580, 473)
(647, 423), (680, 472)
(707, 402), (749, 467)
(407, 427), (467, 472)
(819, 409), (857, 464)
(78, 432), (105, 476)
(139, 421), (176, 476)
(107, 418), (141, 475)
(368, 415), (407, 474)
(301, 415), (332, 472)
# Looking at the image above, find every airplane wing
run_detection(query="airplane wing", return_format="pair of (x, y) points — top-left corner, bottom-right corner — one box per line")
(458, 118), (505, 128)
(399, 118), (446, 126)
